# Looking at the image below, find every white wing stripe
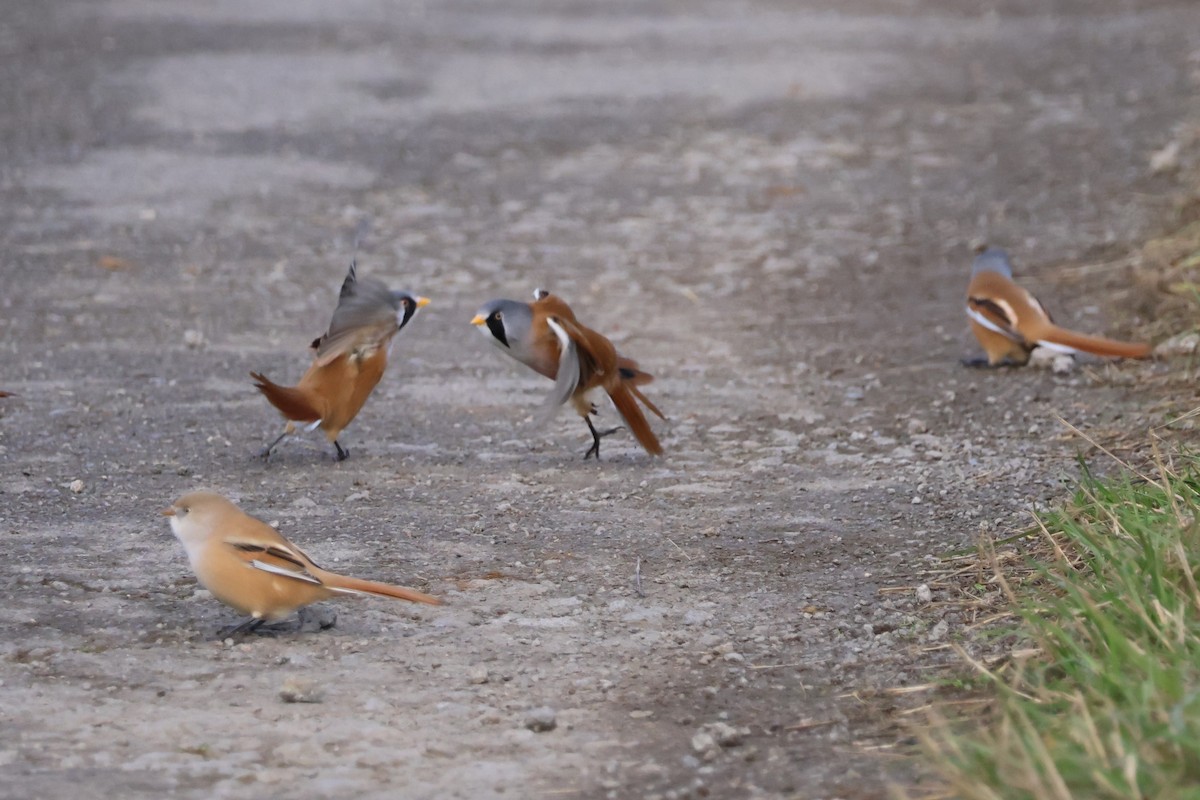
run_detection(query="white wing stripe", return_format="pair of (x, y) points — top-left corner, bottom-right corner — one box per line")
(966, 306), (1022, 342)
(545, 317), (581, 410)
(248, 559), (323, 585)
(1034, 340), (1078, 354)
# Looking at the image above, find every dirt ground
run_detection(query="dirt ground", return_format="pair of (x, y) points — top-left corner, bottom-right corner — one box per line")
(2, 1), (1199, 798)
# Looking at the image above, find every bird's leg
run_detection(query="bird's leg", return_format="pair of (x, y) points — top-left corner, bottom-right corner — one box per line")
(257, 430), (290, 460)
(960, 356), (1023, 369)
(217, 616), (266, 638)
(583, 415), (624, 460)
(333, 440), (350, 461)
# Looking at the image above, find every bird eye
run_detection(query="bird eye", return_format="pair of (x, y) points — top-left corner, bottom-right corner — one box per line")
(493, 311), (502, 321)
(177, 506), (189, 517)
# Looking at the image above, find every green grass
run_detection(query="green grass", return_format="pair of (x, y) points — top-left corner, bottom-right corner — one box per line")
(920, 458), (1200, 800)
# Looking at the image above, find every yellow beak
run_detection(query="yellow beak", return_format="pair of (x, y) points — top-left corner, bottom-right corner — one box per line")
(416, 296), (431, 308)
(470, 314), (486, 326)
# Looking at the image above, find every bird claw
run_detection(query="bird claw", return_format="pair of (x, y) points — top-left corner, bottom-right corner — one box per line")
(960, 356), (1023, 369)
(334, 441), (350, 461)
(583, 425), (624, 460)
(216, 617), (267, 639)
(257, 430), (291, 461)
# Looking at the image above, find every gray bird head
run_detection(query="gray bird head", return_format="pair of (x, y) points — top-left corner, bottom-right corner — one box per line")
(332, 261), (428, 331)
(471, 298), (532, 350)
(312, 262), (428, 355)
(971, 246), (1014, 278)
(390, 290), (430, 331)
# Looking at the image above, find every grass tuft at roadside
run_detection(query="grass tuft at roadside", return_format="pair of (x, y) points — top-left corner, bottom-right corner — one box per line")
(915, 455), (1200, 800)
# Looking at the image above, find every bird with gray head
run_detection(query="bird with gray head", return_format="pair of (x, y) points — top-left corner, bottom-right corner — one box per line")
(472, 289), (665, 459)
(251, 261), (429, 461)
(970, 246), (1014, 279)
(964, 246), (1150, 367)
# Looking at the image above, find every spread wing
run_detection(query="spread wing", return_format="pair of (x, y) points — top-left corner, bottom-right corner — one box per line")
(313, 275), (399, 366)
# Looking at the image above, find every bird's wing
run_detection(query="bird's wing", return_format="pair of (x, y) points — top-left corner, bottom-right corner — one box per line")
(544, 317), (582, 410)
(224, 535), (325, 586)
(966, 296), (1027, 344)
(314, 277), (398, 365)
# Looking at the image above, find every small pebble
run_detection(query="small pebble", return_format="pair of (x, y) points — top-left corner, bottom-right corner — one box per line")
(1155, 331), (1200, 356)
(916, 584), (933, 604)
(279, 676), (324, 704)
(296, 606), (337, 632)
(524, 707), (557, 732)
(69, 480), (84, 494)
(691, 731), (717, 756)
(468, 665), (489, 685)
(707, 721), (749, 747)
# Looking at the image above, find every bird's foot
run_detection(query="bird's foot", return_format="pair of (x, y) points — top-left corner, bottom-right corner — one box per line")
(960, 356), (1023, 369)
(583, 424), (624, 460)
(216, 617), (267, 639)
(256, 430), (290, 461)
(334, 441), (350, 461)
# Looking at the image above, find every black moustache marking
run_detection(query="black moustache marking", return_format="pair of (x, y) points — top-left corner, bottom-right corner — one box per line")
(486, 314), (509, 347)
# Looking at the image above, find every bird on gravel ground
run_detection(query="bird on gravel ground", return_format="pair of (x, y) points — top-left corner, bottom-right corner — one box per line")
(163, 491), (441, 636)
(471, 289), (665, 459)
(251, 261), (429, 461)
(963, 246), (1152, 367)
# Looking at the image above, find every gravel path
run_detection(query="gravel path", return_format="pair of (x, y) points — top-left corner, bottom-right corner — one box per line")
(2, 2), (1198, 798)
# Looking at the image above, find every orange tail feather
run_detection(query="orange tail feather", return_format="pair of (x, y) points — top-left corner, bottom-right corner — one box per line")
(1038, 327), (1152, 359)
(250, 371), (321, 422)
(617, 356), (654, 386)
(616, 357), (665, 419)
(608, 383), (663, 456)
(322, 573), (442, 605)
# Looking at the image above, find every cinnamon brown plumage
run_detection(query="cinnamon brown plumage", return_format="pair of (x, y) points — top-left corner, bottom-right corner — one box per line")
(252, 261), (428, 460)
(965, 247), (1151, 367)
(472, 289), (665, 459)
(164, 491), (440, 636)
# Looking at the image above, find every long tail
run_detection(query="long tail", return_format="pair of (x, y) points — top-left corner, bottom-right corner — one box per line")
(617, 358), (666, 420)
(322, 572), (443, 605)
(608, 383), (664, 456)
(1035, 326), (1152, 359)
(617, 356), (654, 386)
(250, 371), (321, 422)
